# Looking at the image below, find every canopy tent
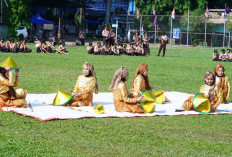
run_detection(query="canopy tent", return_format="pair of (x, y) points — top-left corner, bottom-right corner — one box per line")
(30, 14), (55, 40)
(30, 14), (54, 24)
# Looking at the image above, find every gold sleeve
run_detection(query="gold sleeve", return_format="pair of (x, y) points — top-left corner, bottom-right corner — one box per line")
(226, 77), (231, 101)
(133, 75), (144, 97)
(212, 86), (222, 110)
(13, 77), (19, 87)
(0, 75), (14, 86)
(119, 83), (137, 103)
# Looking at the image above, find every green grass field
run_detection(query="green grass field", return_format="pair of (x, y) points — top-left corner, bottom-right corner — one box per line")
(0, 45), (231, 156)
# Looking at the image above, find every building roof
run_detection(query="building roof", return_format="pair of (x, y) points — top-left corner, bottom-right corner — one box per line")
(30, 0), (89, 8)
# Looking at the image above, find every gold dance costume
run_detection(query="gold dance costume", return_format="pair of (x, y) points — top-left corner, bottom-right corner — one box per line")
(215, 76), (230, 103)
(132, 74), (147, 97)
(70, 75), (96, 107)
(70, 62), (98, 107)
(0, 74), (27, 108)
(113, 81), (144, 113)
(110, 67), (144, 113)
(183, 72), (222, 113)
(214, 64), (230, 103)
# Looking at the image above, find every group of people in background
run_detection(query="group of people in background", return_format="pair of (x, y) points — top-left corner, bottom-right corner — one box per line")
(87, 42), (149, 56)
(35, 39), (68, 54)
(0, 38), (32, 53)
(212, 49), (232, 62)
(86, 27), (150, 56)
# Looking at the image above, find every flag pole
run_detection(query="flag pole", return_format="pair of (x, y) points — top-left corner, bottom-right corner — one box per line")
(126, 7), (129, 42)
(140, 15), (142, 40)
(229, 32), (231, 48)
(187, 12), (190, 45)
(223, 18), (226, 47)
(154, 15), (157, 44)
(170, 17), (172, 45)
(204, 17), (207, 47)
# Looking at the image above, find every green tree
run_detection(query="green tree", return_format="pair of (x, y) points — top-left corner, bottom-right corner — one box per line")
(7, 0), (32, 37)
(135, 0), (207, 15)
(226, 17), (232, 31)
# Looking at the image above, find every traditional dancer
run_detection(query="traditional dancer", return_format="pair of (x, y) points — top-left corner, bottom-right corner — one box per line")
(131, 63), (152, 97)
(182, 71), (222, 112)
(131, 63), (170, 103)
(0, 57), (27, 108)
(109, 67), (144, 113)
(70, 62), (98, 107)
(214, 64), (230, 103)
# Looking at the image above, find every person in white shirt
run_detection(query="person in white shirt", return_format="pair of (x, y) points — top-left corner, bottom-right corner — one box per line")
(157, 32), (167, 57)
(102, 26), (109, 46)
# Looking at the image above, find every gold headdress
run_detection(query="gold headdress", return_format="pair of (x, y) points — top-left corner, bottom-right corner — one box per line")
(109, 67), (128, 90)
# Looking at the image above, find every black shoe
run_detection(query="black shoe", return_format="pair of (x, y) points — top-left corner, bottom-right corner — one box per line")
(157, 55), (159, 56)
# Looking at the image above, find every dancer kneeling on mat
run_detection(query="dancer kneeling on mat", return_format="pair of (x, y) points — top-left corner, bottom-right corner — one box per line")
(214, 64), (230, 104)
(70, 62), (98, 107)
(109, 67), (144, 113)
(131, 63), (170, 103)
(0, 57), (27, 108)
(182, 71), (222, 112)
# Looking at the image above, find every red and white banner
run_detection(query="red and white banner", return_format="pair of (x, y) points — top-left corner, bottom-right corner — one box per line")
(171, 8), (175, 19)
(137, 8), (141, 19)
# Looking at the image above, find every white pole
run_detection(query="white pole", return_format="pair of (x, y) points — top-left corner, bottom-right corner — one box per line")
(154, 16), (157, 44)
(116, 19), (118, 43)
(140, 16), (142, 40)
(126, 7), (129, 39)
(187, 14), (189, 45)
(229, 32), (231, 48)
(204, 17), (207, 47)
(170, 17), (172, 45)
(223, 19), (226, 47)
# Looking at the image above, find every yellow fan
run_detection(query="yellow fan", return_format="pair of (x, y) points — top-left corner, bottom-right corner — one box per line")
(140, 90), (156, 113)
(151, 87), (165, 104)
(53, 90), (73, 106)
(193, 93), (211, 114)
(0, 56), (21, 69)
(93, 103), (105, 114)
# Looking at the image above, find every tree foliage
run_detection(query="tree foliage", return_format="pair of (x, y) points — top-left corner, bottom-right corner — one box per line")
(226, 17), (232, 31)
(7, 0), (32, 37)
(135, 0), (208, 15)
